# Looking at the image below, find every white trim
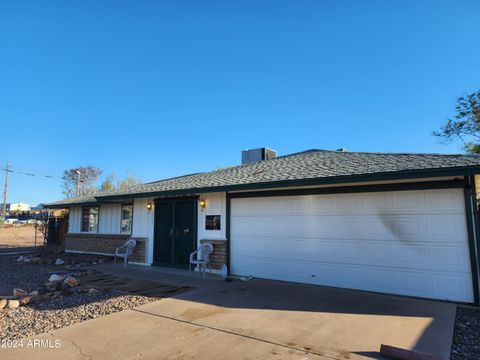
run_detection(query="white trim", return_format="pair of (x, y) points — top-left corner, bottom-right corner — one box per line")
(130, 261), (151, 266)
(228, 176), (461, 193)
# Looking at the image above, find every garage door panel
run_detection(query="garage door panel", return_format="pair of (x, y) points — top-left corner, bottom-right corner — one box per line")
(364, 242), (395, 266)
(363, 193), (392, 211)
(230, 189), (474, 302)
(309, 197), (338, 214)
(432, 273), (472, 301)
(232, 236), (340, 263)
(425, 190), (464, 212)
(395, 270), (431, 296)
(336, 194), (364, 212)
(336, 217), (362, 237)
(363, 217), (395, 239)
(426, 215), (467, 241)
(429, 244), (471, 271)
(395, 244), (429, 268)
(288, 216), (338, 237)
(393, 218), (425, 240)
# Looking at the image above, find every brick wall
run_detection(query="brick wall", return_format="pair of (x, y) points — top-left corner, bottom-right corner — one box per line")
(65, 234), (147, 263)
(200, 239), (227, 270)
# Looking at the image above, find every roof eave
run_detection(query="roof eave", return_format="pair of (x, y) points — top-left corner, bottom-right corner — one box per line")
(43, 201), (99, 209)
(93, 165), (480, 201)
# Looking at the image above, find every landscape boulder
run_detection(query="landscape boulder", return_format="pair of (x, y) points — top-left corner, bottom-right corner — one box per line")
(19, 297), (31, 306)
(16, 256), (24, 263)
(48, 274), (64, 282)
(45, 281), (61, 292)
(63, 276), (80, 287)
(7, 300), (20, 309)
(0, 299), (7, 309)
(13, 288), (28, 297)
(55, 258), (65, 266)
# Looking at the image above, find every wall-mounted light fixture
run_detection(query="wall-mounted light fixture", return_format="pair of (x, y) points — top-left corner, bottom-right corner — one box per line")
(146, 201), (153, 211)
(199, 199), (206, 209)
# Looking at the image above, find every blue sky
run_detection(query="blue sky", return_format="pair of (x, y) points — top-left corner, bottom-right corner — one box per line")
(1, 0), (479, 206)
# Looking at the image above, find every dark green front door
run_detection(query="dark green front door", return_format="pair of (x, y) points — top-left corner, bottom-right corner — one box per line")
(153, 198), (197, 267)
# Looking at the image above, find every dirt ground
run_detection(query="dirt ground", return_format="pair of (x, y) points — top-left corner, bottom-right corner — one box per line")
(0, 225), (43, 248)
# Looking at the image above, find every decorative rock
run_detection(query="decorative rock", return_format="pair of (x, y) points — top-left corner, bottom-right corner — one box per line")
(43, 291), (61, 299)
(55, 258), (65, 265)
(16, 256), (24, 263)
(49, 274), (64, 282)
(63, 276), (80, 287)
(70, 286), (84, 294)
(19, 296), (31, 306)
(13, 288), (28, 297)
(0, 299), (7, 309)
(7, 299), (20, 309)
(29, 291), (39, 296)
(45, 281), (61, 292)
(97, 259), (106, 264)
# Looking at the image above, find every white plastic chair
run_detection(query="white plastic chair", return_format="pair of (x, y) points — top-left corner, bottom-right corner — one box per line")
(189, 243), (214, 278)
(114, 239), (137, 268)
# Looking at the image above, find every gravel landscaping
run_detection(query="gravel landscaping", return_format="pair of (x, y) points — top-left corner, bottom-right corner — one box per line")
(0, 253), (157, 341)
(451, 306), (480, 360)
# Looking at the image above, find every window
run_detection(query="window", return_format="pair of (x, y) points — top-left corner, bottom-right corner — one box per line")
(121, 204), (133, 234)
(81, 207), (98, 232)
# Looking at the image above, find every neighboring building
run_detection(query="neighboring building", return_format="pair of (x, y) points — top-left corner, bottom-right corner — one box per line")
(46, 148), (480, 305)
(7, 203), (31, 212)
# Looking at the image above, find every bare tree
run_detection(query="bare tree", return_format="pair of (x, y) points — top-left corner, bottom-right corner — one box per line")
(98, 172), (142, 193)
(433, 90), (480, 153)
(62, 166), (102, 198)
(117, 173), (142, 191)
(99, 173), (118, 192)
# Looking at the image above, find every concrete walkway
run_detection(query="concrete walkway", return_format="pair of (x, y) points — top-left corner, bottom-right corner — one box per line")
(2, 264), (457, 360)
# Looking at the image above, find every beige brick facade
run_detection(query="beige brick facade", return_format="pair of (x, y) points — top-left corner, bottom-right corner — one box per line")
(200, 239), (227, 270)
(65, 234), (148, 263)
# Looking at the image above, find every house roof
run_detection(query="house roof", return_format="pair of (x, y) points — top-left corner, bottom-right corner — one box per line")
(44, 149), (480, 207)
(45, 194), (99, 208)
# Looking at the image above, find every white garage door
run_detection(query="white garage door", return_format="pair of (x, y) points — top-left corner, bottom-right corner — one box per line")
(231, 188), (474, 302)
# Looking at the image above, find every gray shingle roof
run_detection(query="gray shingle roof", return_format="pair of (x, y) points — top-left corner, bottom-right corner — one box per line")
(45, 150), (480, 207)
(44, 194), (99, 208)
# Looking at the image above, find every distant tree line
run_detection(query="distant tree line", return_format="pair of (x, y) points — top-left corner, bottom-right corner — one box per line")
(62, 166), (142, 198)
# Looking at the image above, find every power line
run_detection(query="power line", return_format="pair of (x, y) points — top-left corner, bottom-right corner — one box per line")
(1, 167), (62, 179)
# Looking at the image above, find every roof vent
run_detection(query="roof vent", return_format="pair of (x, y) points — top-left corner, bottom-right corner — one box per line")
(242, 148), (277, 165)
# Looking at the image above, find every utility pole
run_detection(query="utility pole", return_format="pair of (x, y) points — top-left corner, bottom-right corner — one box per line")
(2, 161), (9, 219)
(75, 170), (81, 197)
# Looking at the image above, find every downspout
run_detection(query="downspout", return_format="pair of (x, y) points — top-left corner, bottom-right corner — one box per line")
(226, 192), (231, 276)
(464, 175), (480, 306)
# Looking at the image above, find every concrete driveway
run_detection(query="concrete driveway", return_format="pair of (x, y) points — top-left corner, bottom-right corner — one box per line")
(2, 265), (456, 360)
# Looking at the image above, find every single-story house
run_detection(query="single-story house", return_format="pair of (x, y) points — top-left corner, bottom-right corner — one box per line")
(46, 148), (480, 305)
